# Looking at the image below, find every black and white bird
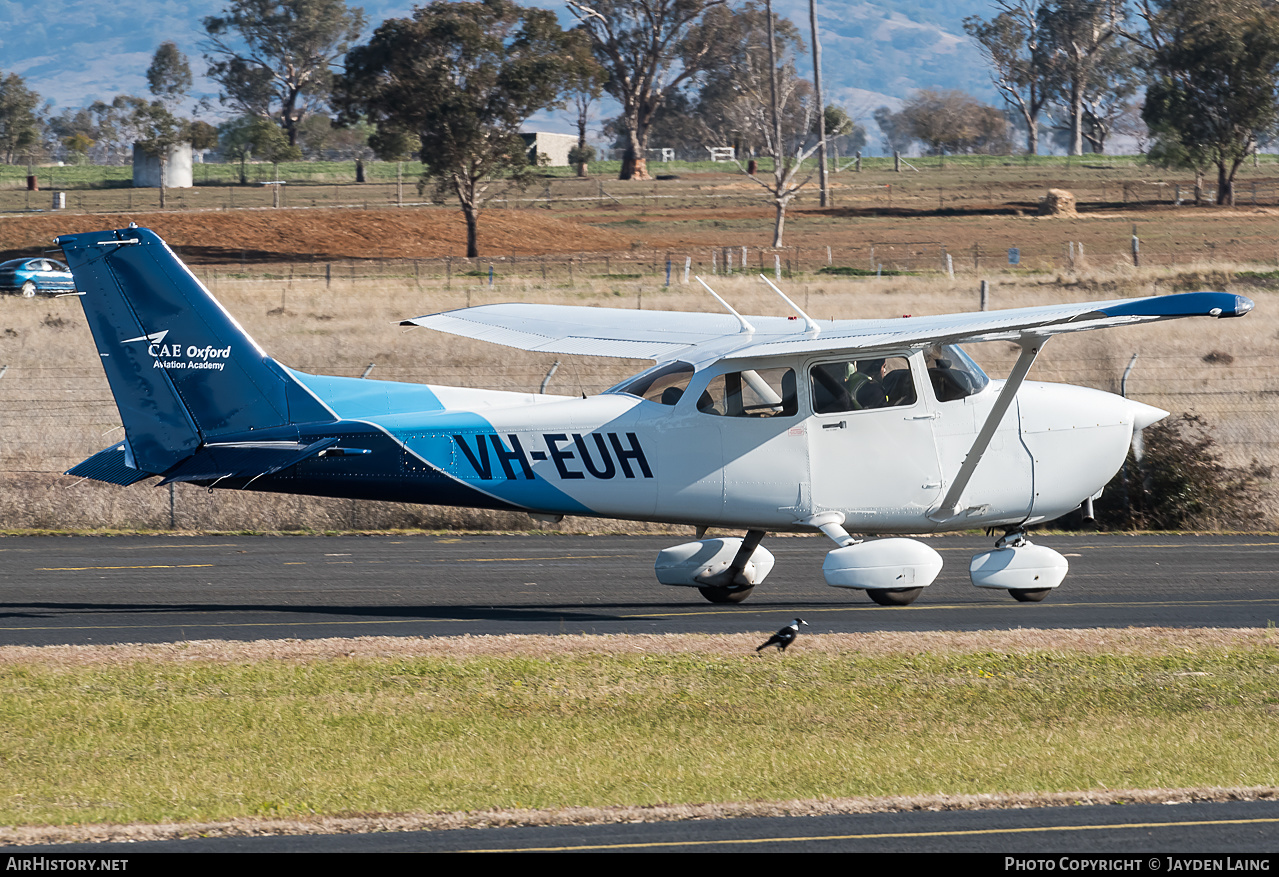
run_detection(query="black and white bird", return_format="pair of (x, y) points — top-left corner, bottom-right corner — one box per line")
(756, 618), (808, 652)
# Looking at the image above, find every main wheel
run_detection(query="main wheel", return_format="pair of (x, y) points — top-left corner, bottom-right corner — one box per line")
(1009, 588), (1051, 602)
(698, 585), (754, 604)
(20, 280), (36, 297)
(867, 587), (922, 606)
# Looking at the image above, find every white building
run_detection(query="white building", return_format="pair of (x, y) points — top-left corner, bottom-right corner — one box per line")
(520, 132), (577, 167)
(132, 142), (194, 188)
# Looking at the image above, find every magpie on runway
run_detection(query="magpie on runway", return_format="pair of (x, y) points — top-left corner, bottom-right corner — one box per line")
(756, 618), (808, 652)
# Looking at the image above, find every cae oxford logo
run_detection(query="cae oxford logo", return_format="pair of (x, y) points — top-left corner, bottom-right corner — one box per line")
(122, 329), (231, 371)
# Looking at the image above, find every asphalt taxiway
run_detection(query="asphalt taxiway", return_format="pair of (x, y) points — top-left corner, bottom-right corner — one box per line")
(1, 533), (1276, 646)
(4, 532), (1277, 853)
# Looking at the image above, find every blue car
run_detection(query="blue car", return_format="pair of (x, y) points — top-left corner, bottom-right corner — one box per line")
(0, 257), (76, 297)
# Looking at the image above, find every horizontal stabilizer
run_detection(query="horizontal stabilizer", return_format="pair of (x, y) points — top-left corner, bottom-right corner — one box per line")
(158, 438), (340, 485)
(66, 442), (156, 486)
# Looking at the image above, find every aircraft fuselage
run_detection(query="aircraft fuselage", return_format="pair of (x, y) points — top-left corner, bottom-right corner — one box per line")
(231, 353), (1154, 536)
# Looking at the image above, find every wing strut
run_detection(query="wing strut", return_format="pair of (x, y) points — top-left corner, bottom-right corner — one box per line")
(928, 334), (1047, 523)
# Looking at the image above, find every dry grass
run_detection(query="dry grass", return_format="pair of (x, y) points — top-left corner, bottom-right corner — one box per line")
(1, 627), (1271, 667)
(5, 786), (1277, 846)
(2, 262), (1275, 530)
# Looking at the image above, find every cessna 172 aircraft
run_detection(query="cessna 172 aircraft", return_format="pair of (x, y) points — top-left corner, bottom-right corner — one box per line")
(58, 226), (1254, 606)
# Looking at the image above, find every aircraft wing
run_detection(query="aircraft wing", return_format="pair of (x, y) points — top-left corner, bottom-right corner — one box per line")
(403, 304), (755, 360)
(404, 292), (1253, 362)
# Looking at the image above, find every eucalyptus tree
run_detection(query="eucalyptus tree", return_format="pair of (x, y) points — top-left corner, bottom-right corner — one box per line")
(338, 0), (577, 257)
(0, 72), (40, 165)
(146, 42), (194, 110)
(203, 0), (365, 146)
(567, 0), (730, 180)
(1139, 0), (1279, 205)
(1039, 0), (1126, 156)
(964, 1), (1057, 155)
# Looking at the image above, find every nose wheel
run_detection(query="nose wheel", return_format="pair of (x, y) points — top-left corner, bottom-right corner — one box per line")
(698, 585), (755, 604)
(867, 587), (923, 606)
(970, 530), (1069, 601)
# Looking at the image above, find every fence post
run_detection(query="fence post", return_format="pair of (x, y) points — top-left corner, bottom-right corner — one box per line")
(980, 279), (989, 311)
(894, 151), (901, 172)
(1131, 225), (1140, 267)
(684, 256), (691, 283)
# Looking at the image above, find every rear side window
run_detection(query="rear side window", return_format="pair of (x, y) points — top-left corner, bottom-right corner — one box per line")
(697, 367), (797, 417)
(617, 361), (695, 405)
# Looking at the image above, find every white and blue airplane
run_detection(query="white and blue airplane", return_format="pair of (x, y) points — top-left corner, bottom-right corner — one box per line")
(58, 226), (1254, 605)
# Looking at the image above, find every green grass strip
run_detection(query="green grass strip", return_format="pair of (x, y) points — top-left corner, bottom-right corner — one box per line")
(2, 646), (1277, 825)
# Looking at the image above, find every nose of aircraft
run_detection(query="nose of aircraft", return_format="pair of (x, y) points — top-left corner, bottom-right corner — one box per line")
(1129, 400), (1168, 431)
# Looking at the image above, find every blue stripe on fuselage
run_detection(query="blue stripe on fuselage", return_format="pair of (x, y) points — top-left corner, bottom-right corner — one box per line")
(287, 369), (445, 419)
(286, 371), (597, 514)
(359, 413), (597, 515)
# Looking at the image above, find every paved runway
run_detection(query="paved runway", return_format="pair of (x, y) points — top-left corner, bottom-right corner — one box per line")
(4, 532), (1278, 853)
(2, 533), (1277, 646)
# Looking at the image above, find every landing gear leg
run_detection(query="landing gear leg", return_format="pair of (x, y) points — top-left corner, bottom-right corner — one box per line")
(697, 529), (766, 605)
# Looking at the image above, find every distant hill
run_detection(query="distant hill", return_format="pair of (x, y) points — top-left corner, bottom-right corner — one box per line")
(1, 0), (997, 144)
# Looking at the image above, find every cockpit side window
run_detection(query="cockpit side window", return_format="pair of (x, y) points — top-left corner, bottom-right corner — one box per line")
(809, 356), (916, 414)
(925, 343), (990, 402)
(616, 361), (696, 405)
(698, 367), (798, 417)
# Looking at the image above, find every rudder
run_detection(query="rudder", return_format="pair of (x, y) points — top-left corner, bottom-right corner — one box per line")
(57, 226), (335, 475)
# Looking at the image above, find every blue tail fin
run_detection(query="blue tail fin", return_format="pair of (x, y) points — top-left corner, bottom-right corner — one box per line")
(57, 227), (335, 475)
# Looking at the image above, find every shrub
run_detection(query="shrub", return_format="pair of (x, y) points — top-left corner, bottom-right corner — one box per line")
(1094, 413), (1271, 530)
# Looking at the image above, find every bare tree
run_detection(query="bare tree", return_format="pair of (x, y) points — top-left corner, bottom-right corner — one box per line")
(882, 90), (1011, 156)
(715, 0), (821, 246)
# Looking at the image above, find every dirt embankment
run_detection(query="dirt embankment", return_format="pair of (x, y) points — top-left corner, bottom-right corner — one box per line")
(0, 208), (672, 264)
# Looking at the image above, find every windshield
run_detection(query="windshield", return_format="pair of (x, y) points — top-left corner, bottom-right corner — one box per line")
(924, 343), (989, 402)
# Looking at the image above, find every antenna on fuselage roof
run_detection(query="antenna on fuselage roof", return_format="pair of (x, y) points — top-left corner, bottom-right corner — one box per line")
(695, 276), (755, 334)
(759, 275), (820, 337)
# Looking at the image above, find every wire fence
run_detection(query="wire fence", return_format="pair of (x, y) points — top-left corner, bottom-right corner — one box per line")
(9, 166), (1279, 218)
(2, 351), (1275, 531)
(158, 236), (1279, 286)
